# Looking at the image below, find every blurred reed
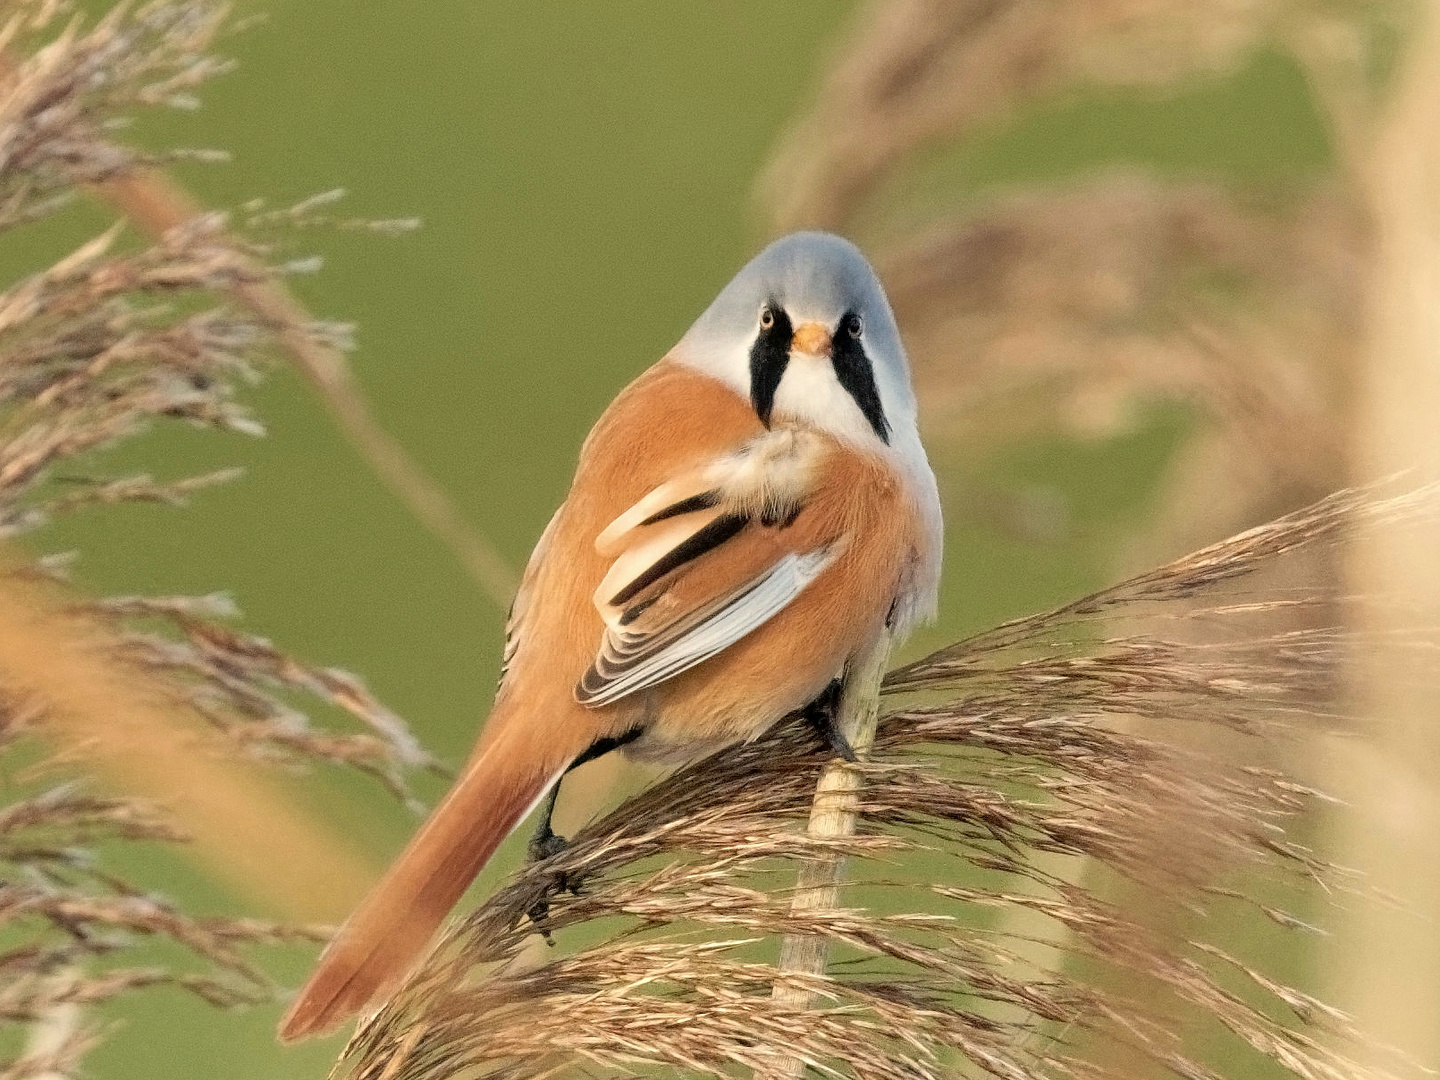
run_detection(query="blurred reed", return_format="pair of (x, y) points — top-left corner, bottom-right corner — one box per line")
(1331, 2), (1440, 1064)
(0, 3), (438, 1076)
(756, 0), (1406, 564)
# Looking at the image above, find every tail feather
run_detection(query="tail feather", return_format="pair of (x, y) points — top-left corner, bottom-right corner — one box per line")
(278, 720), (571, 1041)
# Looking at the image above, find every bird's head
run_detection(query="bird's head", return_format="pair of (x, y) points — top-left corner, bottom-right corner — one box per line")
(675, 232), (918, 450)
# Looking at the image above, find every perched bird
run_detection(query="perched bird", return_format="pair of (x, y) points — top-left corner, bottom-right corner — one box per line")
(278, 231), (943, 1041)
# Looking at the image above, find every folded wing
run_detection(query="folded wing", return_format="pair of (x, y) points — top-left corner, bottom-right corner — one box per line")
(577, 428), (838, 707)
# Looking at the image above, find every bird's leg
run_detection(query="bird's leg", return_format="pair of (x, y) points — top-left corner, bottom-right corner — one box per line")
(525, 727), (644, 865)
(525, 777), (575, 933)
(526, 783), (568, 863)
(525, 782), (568, 939)
(525, 727), (644, 933)
(804, 677), (858, 762)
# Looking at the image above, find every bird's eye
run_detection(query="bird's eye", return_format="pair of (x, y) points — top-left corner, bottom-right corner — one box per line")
(845, 313), (864, 339)
(759, 306), (775, 330)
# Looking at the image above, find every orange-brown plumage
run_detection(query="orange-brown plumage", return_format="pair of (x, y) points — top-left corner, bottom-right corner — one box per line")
(279, 232), (942, 1042)
(276, 698), (587, 1040)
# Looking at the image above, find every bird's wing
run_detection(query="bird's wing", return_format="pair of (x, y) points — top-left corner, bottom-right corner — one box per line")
(576, 427), (838, 707)
(498, 505), (561, 690)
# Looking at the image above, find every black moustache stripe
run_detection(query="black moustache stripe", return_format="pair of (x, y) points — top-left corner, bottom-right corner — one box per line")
(832, 311), (890, 443)
(749, 304), (792, 427)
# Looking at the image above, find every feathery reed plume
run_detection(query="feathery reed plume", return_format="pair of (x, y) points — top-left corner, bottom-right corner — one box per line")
(0, 2), (436, 1075)
(0, 573), (431, 916)
(0, 705), (330, 1080)
(0, 0), (517, 606)
(876, 173), (1358, 470)
(875, 172), (1366, 573)
(757, 0), (1361, 232)
(338, 484), (1436, 1080)
(757, 1), (1411, 569)
(93, 165), (520, 608)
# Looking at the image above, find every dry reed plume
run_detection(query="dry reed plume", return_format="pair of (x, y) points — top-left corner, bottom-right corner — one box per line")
(0, 3), (435, 1075)
(758, 0), (1405, 563)
(338, 485), (1437, 1080)
(0, 0), (517, 607)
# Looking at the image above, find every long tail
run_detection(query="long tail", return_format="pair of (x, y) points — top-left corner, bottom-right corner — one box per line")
(278, 707), (577, 1041)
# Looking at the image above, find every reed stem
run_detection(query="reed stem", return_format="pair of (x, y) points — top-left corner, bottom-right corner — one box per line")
(760, 628), (893, 1080)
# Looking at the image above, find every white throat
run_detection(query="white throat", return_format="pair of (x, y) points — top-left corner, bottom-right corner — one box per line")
(771, 354), (881, 446)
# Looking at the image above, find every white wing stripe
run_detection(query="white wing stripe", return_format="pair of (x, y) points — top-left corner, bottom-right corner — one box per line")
(576, 547), (835, 707)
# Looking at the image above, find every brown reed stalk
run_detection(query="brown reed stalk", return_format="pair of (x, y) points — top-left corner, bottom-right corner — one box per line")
(93, 166), (519, 608)
(335, 483), (1437, 1080)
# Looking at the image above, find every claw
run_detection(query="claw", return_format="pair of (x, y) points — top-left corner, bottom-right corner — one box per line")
(521, 729), (644, 937)
(804, 678), (858, 762)
(525, 828), (575, 937)
(825, 722), (859, 763)
(527, 828), (569, 864)
(526, 895), (558, 940)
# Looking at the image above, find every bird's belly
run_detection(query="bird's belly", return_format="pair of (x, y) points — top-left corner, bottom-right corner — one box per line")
(622, 673), (830, 766)
(620, 615), (876, 765)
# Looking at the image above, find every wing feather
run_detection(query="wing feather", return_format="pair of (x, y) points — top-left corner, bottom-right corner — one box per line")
(576, 548), (835, 706)
(499, 506), (561, 689)
(576, 428), (836, 707)
(595, 475), (721, 557)
(593, 506), (730, 613)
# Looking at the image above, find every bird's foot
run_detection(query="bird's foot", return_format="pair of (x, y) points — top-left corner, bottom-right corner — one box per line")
(525, 828), (581, 937)
(804, 678), (858, 762)
(526, 898), (556, 941)
(527, 828), (569, 864)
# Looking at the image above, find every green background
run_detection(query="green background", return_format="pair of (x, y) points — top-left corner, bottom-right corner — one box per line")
(11, 3), (1334, 1078)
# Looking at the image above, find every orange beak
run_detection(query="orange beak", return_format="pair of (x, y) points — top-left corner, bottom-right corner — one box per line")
(790, 321), (833, 358)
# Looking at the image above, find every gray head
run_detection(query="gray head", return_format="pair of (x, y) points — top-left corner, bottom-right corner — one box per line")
(674, 232), (919, 451)
(673, 231), (942, 630)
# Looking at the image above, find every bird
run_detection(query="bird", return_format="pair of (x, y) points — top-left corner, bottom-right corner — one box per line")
(278, 231), (943, 1041)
